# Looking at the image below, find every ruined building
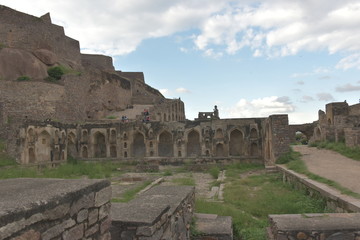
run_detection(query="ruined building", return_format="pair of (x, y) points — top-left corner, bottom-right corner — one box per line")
(0, 5), (290, 167)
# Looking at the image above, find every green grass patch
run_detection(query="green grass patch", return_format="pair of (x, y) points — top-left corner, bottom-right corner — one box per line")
(225, 163), (264, 179)
(0, 160), (125, 179)
(310, 141), (360, 161)
(0, 140), (17, 167)
(112, 181), (152, 203)
(276, 149), (302, 164)
(16, 75), (31, 81)
(172, 177), (195, 186)
(106, 115), (117, 119)
(196, 173), (328, 240)
(47, 65), (82, 82)
(208, 166), (220, 179)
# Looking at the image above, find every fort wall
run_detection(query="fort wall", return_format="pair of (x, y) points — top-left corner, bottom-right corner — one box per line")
(0, 178), (112, 240)
(81, 54), (115, 72)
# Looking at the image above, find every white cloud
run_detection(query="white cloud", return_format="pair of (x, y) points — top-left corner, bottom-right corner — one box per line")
(175, 87), (191, 93)
(227, 96), (295, 118)
(159, 89), (170, 95)
(317, 92), (335, 101)
(336, 83), (360, 92)
(1, 0), (360, 69)
(300, 95), (314, 102)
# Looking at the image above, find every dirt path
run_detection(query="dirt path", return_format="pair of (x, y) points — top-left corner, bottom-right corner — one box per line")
(292, 145), (360, 194)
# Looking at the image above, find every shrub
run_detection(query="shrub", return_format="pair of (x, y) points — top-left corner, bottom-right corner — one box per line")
(16, 75), (31, 81)
(47, 66), (64, 80)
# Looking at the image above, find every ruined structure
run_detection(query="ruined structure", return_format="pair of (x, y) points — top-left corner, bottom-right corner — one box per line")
(311, 101), (360, 147)
(0, 5), (290, 168)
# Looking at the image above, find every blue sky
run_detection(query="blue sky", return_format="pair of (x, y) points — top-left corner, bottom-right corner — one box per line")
(1, 0), (360, 123)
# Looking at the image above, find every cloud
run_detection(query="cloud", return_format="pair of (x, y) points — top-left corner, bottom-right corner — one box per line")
(291, 66), (333, 79)
(336, 83), (360, 92)
(175, 87), (191, 93)
(300, 95), (315, 102)
(317, 92), (335, 101)
(336, 53), (360, 70)
(227, 96), (295, 118)
(318, 75), (332, 80)
(296, 81), (304, 85)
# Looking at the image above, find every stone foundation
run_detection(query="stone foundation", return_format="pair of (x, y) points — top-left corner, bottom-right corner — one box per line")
(0, 178), (111, 240)
(277, 165), (360, 213)
(110, 185), (195, 240)
(267, 213), (360, 240)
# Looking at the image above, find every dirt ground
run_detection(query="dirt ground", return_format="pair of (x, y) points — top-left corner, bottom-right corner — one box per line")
(292, 145), (360, 194)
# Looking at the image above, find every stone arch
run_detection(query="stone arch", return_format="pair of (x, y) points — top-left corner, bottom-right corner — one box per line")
(250, 143), (259, 156)
(28, 128), (35, 142)
(215, 143), (225, 157)
(187, 130), (201, 157)
(94, 132), (106, 158)
(229, 129), (244, 156)
(110, 129), (116, 143)
(250, 128), (258, 139)
(28, 148), (35, 163)
(124, 142), (127, 148)
(314, 127), (322, 141)
(110, 146), (117, 158)
(67, 132), (77, 158)
(82, 146), (88, 158)
(158, 131), (173, 157)
(205, 150), (210, 156)
(215, 128), (224, 139)
(35, 130), (51, 162)
(133, 132), (146, 157)
(82, 130), (88, 142)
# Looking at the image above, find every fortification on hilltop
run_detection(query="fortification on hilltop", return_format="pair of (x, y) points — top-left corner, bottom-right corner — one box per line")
(0, 5), (291, 167)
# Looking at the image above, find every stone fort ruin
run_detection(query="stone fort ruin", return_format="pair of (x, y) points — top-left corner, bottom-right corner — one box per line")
(0, 5), (290, 167)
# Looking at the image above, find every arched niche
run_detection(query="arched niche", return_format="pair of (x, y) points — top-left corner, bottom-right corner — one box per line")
(158, 131), (173, 157)
(187, 130), (201, 157)
(229, 129), (244, 156)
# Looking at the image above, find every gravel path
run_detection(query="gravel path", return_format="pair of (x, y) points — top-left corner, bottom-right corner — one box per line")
(292, 145), (360, 194)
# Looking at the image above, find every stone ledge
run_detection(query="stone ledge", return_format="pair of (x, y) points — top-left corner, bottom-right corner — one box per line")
(0, 178), (110, 226)
(194, 213), (233, 240)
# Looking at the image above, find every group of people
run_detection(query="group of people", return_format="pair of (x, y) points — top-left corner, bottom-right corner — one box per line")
(121, 116), (129, 122)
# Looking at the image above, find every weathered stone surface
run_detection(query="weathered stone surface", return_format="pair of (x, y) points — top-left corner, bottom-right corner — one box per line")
(12, 229), (41, 240)
(33, 49), (58, 66)
(194, 213), (233, 240)
(88, 208), (99, 226)
(99, 203), (111, 220)
(62, 223), (84, 240)
(70, 192), (95, 216)
(95, 186), (112, 207)
(77, 209), (89, 223)
(85, 223), (99, 237)
(100, 217), (112, 234)
(0, 48), (48, 80)
(44, 203), (70, 220)
(42, 218), (76, 240)
(0, 213), (44, 239)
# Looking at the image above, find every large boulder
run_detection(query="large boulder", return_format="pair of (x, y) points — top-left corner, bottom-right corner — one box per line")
(33, 49), (58, 66)
(0, 48), (48, 80)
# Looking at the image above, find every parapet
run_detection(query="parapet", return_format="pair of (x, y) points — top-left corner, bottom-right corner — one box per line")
(117, 71), (145, 83)
(81, 54), (115, 72)
(0, 178), (112, 240)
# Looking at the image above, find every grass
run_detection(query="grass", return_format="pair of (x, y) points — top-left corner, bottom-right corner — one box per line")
(172, 177), (195, 186)
(196, 172), (328, 240)
(106, 115), (117, 119)
(208, 166), (220, 179)
(0, 140), (17, 167)
(225, 163), (264, 179)
(112, 180), (152, 203)
(310, 141), (360, 161)
(282, 147), (360, 199)
(0, 160), (125, 179)
(16, 75), (31, 81)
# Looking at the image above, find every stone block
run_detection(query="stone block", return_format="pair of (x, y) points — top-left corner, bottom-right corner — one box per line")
(85, 223), (99, 237)
(70, 192), (95, 216)
(99, 202), (111, 220)
(12, 229), (41, 240)
(44, 203), (70, 220)
(95, 186), (112, 207)
(42, 218), (76, 240)
(88, 208), (99, 226)
(100, 217), (112, 234)
(63, 223), (84, 240)
(77, 209), (89, 223)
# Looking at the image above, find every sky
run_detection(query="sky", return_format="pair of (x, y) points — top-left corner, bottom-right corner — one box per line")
(1, 0), (360, 124)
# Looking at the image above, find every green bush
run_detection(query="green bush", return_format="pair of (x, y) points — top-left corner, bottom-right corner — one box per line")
(16, 75), (31, 81)
(47, 66), (64, 80)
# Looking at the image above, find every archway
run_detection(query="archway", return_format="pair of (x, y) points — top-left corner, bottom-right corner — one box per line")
(67, 132), (77, 158)
(94, 132), (106, 158)
(158, 131), (173, 157)
(187, 130), (201, 157)
(35, 130), (51, 162)
(215, 143), (224, 157)
(28, 148), (35, 163)
(250, 128), (258, 138)
(133, 132), (146, 157)
(229, 129), (244, 156)
(250, 143), (259, 156)
(110, 130), (117, 143)
(82, 146), (88, 158)
(110, 146), (117, 158)
(295, 131), (308, 145)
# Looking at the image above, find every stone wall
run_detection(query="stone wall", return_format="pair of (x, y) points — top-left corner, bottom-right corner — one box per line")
(117, 71), (145, 83)
(268, 213), (360, 240)
(81, 54), (115, 72)
(344, 127), (360, 147)
(111, 185), (195, 240)
(0, 5), (81, 67)
(0, 178), (112, 240)
(278, 165), (360, 213)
